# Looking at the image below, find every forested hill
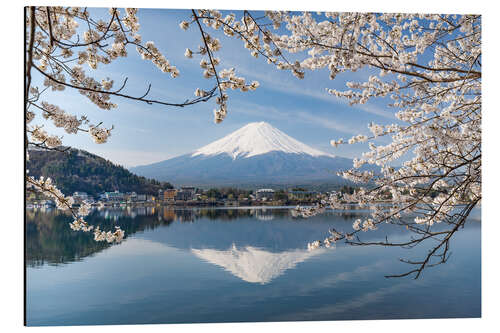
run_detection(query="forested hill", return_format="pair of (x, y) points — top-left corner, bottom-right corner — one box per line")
(27, 148), (173, 197)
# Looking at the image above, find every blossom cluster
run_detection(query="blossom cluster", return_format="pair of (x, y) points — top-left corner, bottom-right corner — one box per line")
(274, 12), (481, 252)
(93, 226), (125, 243)
(69, 213), (125, 243)
(181, 10), (262, 123)
(307, 228), (354, 251)
(28, 126), (63, 148)
(69, 217), (94, 232)
(41, 102), (84, 134)
(137, 41), (179, 78)
(89, 125), (113, 144)
(26, 176), (74, 210)
(70, 66), (117, 109)
(26, 176), (126, 243)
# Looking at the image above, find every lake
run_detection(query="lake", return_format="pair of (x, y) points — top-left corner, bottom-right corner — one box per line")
(25, 206), (481, 326)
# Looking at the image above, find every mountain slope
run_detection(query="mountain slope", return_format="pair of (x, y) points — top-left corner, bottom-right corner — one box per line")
(27, 148), (173, 196)
(132, 151), (354, 186)
(131, 122), (359, 187)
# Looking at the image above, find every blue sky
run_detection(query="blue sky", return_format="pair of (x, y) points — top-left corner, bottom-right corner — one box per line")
(31, 8), (400, 168)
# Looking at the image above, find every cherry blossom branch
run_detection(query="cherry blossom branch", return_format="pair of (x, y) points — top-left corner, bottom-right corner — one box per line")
(33, 63), (216, 107)
(191, 9), (224, 103)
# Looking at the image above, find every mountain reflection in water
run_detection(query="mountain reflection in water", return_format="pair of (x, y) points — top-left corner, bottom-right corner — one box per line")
(192, 245), (326, 284)
(26, 206), (481, 325)
(26, 206), (384, 268)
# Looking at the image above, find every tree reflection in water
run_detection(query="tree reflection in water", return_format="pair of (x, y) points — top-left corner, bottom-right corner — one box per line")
(26, 207), (323, 267)
(26, 206), (480, 280)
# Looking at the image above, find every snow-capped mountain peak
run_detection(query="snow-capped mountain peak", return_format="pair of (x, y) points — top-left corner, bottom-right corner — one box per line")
(192, 121), (333, 159)
(130, 121), (355, 186)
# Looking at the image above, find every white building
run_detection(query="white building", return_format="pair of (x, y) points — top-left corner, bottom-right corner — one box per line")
(101, 190), (125, 202)
(73, 191), (92, 204)
(256, 189), (275, 200)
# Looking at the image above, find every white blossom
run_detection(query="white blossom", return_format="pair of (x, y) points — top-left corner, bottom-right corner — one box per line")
(89, 125), (112, 144)
(280, 13), (480, 261)
(179, 21), (190, 30)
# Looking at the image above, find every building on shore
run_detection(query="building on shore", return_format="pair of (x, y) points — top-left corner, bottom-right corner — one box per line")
(163, 189), (177, 202)
(125, 192), (137, 202)
(288, 190), (318, 200)
(100, 190), (125, 202)
(164, 186), (196, 201)
(256, 189), (275, 200)
(73, 191), (93, 204)
(175, 189), (193, 201)
(181, 187), (196, 200)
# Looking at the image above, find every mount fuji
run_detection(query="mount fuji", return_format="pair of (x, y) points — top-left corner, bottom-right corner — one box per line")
(130, 122), (356, 187)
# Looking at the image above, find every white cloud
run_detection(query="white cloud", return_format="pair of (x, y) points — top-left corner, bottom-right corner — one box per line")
(294, 112), (359, 134)
(224, 61), (396, 120)
(231, 100), (359, 135)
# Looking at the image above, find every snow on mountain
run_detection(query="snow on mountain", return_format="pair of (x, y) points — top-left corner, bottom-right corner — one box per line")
(191, 244), (325, 284)
(192, 121), (334, 159)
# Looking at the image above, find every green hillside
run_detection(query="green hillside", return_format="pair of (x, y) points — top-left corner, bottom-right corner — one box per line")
(27, 148), (173, 197)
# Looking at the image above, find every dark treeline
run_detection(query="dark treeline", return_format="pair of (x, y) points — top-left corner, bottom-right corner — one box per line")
(203, 187), (252, 199)
(26, 207), (299, 266)
(26, 206), (382, 267)
(27, 148), (174, 197)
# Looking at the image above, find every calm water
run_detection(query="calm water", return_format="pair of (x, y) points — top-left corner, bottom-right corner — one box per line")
(26, 206), (481, 326)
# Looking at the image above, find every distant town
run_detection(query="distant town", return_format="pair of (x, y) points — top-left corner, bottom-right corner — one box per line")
(26, 185), (359, 209)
